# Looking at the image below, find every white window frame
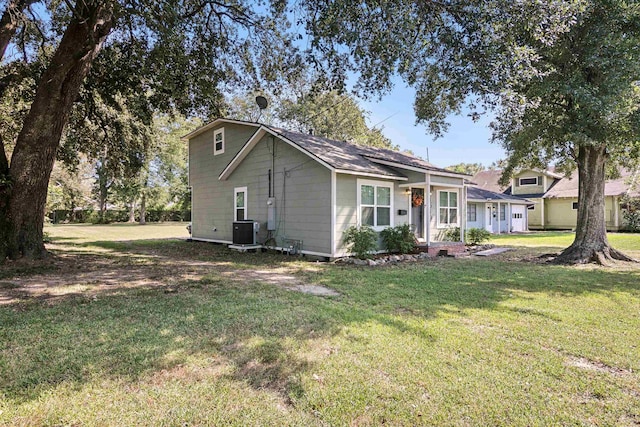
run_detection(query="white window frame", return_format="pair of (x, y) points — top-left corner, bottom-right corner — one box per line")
(519, 177), (539, 186)
(357, 179), (394, 231)
(234, 186), (247, 221)
(437, 190), (459, 228)
(499, 204), (506, 221)
(214, 128), (225, 156)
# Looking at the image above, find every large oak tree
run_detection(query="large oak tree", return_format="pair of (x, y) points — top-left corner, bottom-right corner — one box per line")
(301, 0), (640, 264)
(0, 0), (300, 259)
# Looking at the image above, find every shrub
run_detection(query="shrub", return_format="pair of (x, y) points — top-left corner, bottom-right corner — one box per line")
(443, 227), (460, 242)
(380, 224), (416, 254)
(623, 210), (640, 232)
(466, 228), (491, 245)
(343, 225), (378, 259)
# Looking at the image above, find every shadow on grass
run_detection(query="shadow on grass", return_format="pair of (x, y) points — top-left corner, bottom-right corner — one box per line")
(1, 239), (639, 409)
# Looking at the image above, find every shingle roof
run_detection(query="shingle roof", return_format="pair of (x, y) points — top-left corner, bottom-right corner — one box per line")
(467, 186), (531, 204)
(544, 168), (640, 198)
(268, 126), (466, 178)
(470, 170), (511, 193)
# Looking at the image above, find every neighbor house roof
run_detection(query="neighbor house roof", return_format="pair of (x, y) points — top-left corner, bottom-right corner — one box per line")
(471, 170), (511, 194)
(467, 186), (531, 204)
(544, 168), (640, 198)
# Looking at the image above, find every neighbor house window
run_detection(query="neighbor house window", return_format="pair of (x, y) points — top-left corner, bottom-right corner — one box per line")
(214, 128), (225, 155)
(234, 186), (247, 221)
(500, 204), (506, 221)
(438, 190), (458, 227)
(467, 203), (477, 222)
(519, 177), (539, 186)
(358, 180), (393, 229)
(572, 202), (578, 210)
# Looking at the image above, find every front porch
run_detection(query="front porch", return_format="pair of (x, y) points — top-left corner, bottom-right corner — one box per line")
(416, 241), (467, 257)
(399, 178), (467, 249)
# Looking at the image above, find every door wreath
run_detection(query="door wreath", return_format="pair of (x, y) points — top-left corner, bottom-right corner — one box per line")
(412, 192), (424, 207)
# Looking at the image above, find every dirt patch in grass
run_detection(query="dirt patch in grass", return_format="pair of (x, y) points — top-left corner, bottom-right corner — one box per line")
(0, 240), (339, 305)
(565, 355), (634, 377)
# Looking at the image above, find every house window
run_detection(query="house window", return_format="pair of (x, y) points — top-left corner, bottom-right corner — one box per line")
(467, 203), (477, 222)
(234, 186), (247, 221)
(499, 204), (506, 221)
(519, 177), (539, 186)
(438, 190), (459, 227)
(358, 180), (392, 229)
(572, 202), (578, 210)
(214, 128), (225, 155)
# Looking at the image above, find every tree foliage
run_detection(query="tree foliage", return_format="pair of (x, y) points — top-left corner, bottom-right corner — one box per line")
(226, 86), (396, 149)
(301, 0), (640, 264)
(0, 0), (304, 259)
(446, 163), (485, 176)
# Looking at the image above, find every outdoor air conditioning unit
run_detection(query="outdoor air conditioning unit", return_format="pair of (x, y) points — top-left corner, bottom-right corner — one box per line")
(232, 220), (257, 245)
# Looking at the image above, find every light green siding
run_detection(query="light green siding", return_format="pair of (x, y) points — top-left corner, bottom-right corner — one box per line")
(189, 123), (258, 241)
(335, 174), (409, 256)
(190, 125), (332, 255)
(512, 170), (547, 196)
(543, 196), (622, 231)
(335, 174), (358, 255)
(527, 197), (544, 229)
(430, 175), (464, 187)
(545, 198), (577, 229)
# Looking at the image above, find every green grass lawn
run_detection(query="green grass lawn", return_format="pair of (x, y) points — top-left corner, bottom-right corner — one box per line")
(490, 230), (640, 250)
(1, 225), (639, 426)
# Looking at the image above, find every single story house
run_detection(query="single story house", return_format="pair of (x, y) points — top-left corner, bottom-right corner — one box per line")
(183, 118), (471, 259)
(472, 168), (640, 231)
(466, 186), (531, 233)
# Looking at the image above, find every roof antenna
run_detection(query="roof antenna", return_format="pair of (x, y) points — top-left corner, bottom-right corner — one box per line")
(255, 95), (268, 123)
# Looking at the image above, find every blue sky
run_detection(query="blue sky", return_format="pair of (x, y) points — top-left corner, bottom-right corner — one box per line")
(361, 84), (506, 169)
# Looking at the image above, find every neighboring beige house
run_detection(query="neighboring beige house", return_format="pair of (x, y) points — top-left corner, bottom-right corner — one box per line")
(183, 118), (470, 259)
(472, 168), (640, 231)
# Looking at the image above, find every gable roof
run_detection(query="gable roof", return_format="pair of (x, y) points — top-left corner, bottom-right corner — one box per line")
(544, 168), (640, 198)
(471, 170), (511, 194)
(188, 118), (469, 181)
(467, 186), (531, 204)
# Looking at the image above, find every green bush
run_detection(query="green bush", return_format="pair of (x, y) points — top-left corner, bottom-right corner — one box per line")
(343, 225), (378, 259)
(623, 210), (640, 232)
(380, 224), (416, 254)
(443, 227), (460, 242)
(466, 228), (491, 245)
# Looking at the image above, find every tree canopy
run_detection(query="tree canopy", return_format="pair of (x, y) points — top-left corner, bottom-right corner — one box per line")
(301, 0), (640, 264)
(0, 0), (304, 259)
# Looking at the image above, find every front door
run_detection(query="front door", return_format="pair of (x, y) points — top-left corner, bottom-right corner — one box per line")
(511, 205), (525, 232)
(410, 188), (425, 241)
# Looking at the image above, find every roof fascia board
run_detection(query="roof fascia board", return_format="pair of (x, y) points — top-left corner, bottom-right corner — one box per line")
(365, 158), (428, 173)
(181, 118), (260, 141)
(335, 169), (408, 181)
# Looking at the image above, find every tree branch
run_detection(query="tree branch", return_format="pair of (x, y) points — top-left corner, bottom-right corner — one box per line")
(0, 0), (37, 61)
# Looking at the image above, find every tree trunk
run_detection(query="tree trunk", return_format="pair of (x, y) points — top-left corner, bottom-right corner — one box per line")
(139, 191), (146, 225)
(128, 199), (136, 223)
(1, 2), (115, 259)
(555, 145), (636, 265)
